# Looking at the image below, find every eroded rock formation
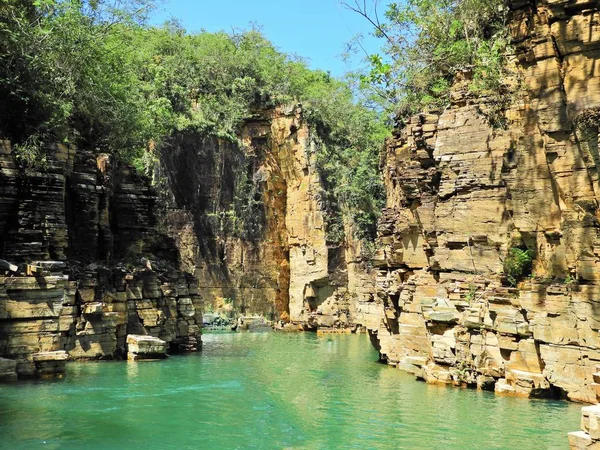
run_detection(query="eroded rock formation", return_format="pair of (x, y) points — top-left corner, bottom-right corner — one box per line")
(162, 106), (365, 329)
(0, 141), (201, 378)
(569, 396), (600, 449)
(359, 0), (600, 403)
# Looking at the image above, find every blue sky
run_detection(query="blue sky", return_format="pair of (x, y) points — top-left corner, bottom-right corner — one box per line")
(150, 0), (390, 78)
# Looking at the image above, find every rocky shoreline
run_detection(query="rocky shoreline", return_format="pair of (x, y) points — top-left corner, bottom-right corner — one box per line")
(356, 0), (600, 407)
(0, 140), (202, 380)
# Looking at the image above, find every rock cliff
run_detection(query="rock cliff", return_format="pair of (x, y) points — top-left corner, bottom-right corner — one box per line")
(359, 0), (600, 403)
(0, 141), (201, 379)
(0, 102), (370, 380)
(161, 106), (366, 329)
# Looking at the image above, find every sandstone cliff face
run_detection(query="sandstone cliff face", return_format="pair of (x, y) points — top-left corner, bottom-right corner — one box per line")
(0, 102), (365, 380)
(360, 0), (600, 403)
(161, 106), (361, 329)
(0, 142), (201, 378)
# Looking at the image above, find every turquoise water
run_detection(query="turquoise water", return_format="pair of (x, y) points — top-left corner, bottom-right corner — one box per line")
(0, 332), (582, 449)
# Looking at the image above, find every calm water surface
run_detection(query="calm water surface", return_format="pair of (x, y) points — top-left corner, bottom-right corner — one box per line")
(0, 332), (582, 449)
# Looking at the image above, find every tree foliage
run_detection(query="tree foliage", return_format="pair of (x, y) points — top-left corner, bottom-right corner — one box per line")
(0, 0), (154, 150)
(0, 0), (387, 242)
(343, 0), (510, 117)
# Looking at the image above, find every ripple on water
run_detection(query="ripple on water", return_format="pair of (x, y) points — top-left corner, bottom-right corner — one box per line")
(0, 333), (583, 450)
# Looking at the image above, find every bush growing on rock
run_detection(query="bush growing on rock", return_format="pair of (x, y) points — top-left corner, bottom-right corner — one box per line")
(343, 0), (510, 118)
(503, 248), (534, 286)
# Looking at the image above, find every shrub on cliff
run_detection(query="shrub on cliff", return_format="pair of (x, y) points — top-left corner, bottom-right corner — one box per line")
(309, 95), (388, 242)
(503, 247), (533, 286)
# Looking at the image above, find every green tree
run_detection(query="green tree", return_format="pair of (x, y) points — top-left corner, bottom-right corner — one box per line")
(342, 0), (510, 117)
(0, 1), (388, 241)
(0, 0), (154, 152)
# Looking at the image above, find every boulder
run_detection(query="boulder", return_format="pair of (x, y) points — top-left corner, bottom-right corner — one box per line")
(126, 334), (168, 361)
(235, 316), (272, 332)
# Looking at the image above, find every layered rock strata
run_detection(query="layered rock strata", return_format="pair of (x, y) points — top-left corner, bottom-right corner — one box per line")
(569, 402), (600, 449)
(126, 334), (168, 361)
(32, 351), (68, 379)
(0, 141), (202, 379)
(360, 0), (600, 403)
(0, 357), (17, 381)
(162, 106), (366, 329)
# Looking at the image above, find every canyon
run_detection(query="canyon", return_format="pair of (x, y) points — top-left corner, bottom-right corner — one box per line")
(0, 103), (370, 379)
(0, 0), (599, 430)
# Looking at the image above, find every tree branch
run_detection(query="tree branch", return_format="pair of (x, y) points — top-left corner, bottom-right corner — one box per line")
(341, 0), (398, 50)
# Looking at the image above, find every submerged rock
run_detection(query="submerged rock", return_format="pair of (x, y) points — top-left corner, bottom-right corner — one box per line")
(0, 358), (17, 382)
(32, 351), (68, 379)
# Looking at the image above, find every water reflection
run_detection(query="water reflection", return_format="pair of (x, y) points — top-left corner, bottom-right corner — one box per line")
(126, 360), (139, 380)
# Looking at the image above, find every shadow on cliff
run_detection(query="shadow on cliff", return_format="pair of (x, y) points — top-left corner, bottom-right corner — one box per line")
(160, 132), (271, 284)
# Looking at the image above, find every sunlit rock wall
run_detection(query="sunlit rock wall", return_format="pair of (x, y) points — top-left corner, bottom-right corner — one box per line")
(360, 0), (600, 403)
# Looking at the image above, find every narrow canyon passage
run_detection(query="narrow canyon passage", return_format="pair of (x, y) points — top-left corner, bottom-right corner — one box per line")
(0, 333), (581, 449)
(3, 0), (600, 448)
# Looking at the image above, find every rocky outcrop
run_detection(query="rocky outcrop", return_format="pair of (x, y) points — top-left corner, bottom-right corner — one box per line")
(569, 401), (600, 449)
(161, 106), (365, 329)
(0, 268), (201, 378)
(0, 141), (202, 379)
(126, 334), (168, 361)
(360, 0), (600, 403)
